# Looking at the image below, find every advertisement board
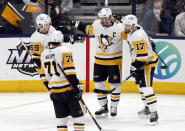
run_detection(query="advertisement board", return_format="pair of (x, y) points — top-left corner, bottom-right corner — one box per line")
(0, 37), (184, 94)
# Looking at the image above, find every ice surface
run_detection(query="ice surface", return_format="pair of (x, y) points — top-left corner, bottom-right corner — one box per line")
(0, 93), (185, 131)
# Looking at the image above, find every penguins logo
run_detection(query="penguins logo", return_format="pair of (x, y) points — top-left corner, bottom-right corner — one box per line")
(98, 34), (113, 52)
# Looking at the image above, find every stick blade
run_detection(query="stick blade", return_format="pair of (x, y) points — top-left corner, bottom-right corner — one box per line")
(160, 65), (168, 69)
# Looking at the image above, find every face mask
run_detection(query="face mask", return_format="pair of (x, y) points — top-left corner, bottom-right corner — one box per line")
(153, 9), (160, 14)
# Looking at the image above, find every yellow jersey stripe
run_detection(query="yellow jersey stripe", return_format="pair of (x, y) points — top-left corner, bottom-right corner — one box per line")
(25, 6), (37, 13)
(65, 72), (76, 75)
(57, 129), (68, 131)
(85, 25), (94, 35)
(141, 94), (145, 98)
(95, 58), (122, 65)
(1, 3), (23, 27)
(146, 97), (156, 102)
(74, 127), (85, 130)
(50, 86), (73, 93)
(111, 96), (120, 99)
(97, 94), (107, 97)
(41, 79), (48, 82)
(49, 80), (68, 85)
(96, 51), (122, 56)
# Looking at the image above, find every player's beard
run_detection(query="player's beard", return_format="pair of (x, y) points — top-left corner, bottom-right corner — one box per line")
(101, 21), (108, 27)
(125, 29), (131, 34)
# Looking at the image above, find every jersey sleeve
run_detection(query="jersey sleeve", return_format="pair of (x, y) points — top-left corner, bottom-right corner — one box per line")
(76, 21), (94, 36)
(85, 24), (94, 35)
(1, 2), (24, 28)
(120, 30), (128, 40)
(29, 41), (44, 59)
(62, 52), (76, 75)
(62, 52), (79, 86)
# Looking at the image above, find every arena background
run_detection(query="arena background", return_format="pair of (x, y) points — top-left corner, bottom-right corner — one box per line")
(0, 0), (185, 94)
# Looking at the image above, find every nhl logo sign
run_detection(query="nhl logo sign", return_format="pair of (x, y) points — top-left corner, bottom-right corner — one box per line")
(6, 42), (38, 77)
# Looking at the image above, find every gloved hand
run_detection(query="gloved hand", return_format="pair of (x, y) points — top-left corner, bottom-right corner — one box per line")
(130, 60), (146, 78)
(113, 14), (122, 22)
(69, 34), (85, 44)
(131, 60), (146, 69)
(130, 65), (137, 78)
(68, 21), (81, 28)
(73, 84), (83, 100)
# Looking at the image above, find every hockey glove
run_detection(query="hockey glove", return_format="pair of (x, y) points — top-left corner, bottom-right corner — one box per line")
(68, 21), (81, 28)
(69, 34), (85, 44)
(132, 60), (146, 69)
(130, 65), (137, 78)
(113, 14), (122, 22)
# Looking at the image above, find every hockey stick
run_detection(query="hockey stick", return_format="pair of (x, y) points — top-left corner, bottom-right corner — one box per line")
(153, 49), (168, 69)
(57, 63), (117, 131)
(19, 38), (30, 51)
(80, 99), (118, 131)
(94, 45), (169, 94)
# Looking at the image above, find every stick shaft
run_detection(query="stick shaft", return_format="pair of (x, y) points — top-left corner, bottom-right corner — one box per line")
(154, 45), (169, 67)
(80, 99), (102, 131)
(57, 64), (103, 131)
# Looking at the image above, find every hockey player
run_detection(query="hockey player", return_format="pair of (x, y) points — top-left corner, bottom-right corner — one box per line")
(41, 31), (86, 131)
(30, 13), (56, 90)
(121, 15), (159, 124)
(30, 13), (84, 90)
(69, 8), (127, 117)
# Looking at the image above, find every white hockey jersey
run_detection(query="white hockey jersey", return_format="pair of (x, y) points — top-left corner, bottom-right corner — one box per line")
(85, 20), (127, 65)
(30, 26), (57, 59)
(126, 26), (158, 68)
(41, 46), (76, 93)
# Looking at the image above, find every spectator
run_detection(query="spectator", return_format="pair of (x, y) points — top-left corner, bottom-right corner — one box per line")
(73, 0), (80, 8)
(141, 0), (173, 36)
(175, 0), (185, 15)
(174, 4), (185, 37)
(165, 0), (185, 20)
(0, 0), (37, 34)
(60, 0), (73, 15)
(1, 1), (24, 34)
(36, 0), (74, 34)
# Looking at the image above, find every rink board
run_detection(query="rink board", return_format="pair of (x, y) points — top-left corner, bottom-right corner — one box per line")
(0, 37), (185, 94)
